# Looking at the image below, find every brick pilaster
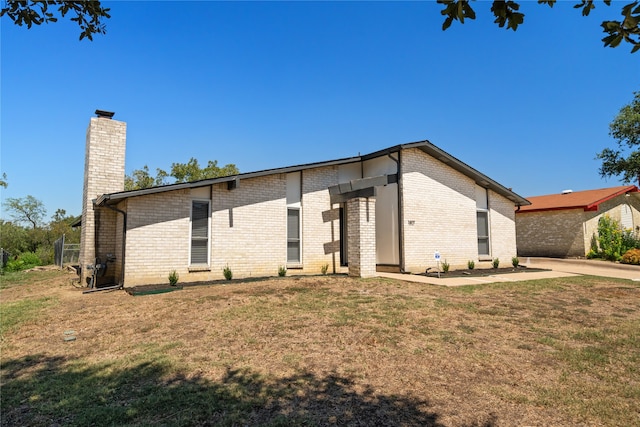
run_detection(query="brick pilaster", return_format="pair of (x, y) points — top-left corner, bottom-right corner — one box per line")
(347, 197), (377, 278)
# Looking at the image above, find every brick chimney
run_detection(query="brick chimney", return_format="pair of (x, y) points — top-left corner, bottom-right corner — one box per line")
(79, 110), (126, 286)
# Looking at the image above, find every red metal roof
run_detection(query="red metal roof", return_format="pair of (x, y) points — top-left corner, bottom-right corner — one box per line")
(517, 185), (638, 213)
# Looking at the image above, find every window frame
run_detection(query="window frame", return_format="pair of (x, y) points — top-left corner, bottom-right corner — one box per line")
(189, 199), (211, 268)
(287, 207), (302, 266)
(476, 187), (491, 259)
(476, 210), (490, 257)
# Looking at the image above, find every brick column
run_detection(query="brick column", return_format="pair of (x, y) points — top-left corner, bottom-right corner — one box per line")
(79, 113), (126, 286)
(347, 197), (377, 278)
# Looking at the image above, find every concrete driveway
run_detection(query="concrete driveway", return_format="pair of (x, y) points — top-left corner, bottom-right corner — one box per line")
(523, 257), (640, 281)
(377, 257), (640, 287)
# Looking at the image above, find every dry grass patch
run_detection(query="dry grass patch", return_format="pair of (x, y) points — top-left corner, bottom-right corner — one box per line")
(1, 270), (639, 426)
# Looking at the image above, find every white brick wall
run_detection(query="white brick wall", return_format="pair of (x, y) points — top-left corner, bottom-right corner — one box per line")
(488, 190), (518, 264)
(301, 166), (344, 274)
(123, 189), (192, 286)
(401, 148), (518, 272)
(87, 141), (519, 285)
(211, 174), (286, 279)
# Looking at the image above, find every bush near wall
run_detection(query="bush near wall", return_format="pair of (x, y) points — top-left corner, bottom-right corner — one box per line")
(592, 215), (640, 261)
(621, 249), (640, 265)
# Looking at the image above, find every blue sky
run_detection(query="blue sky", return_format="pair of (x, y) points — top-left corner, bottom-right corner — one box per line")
(1, 1), (639, 221)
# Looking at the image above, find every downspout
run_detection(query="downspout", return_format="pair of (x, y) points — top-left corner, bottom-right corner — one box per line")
(388, 152), (405, 273)
(104, 203), (127, 288)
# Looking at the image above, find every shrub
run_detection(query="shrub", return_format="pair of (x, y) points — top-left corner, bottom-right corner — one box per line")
(492, 258), (500, 268)
(620, 248), (640, 264)
(512, 257), (520, 268)
(594, 215), (639, 261)
(586, 249), (599, 259)
(168, 270), (179, 286)
(36, 245), (54, 265)
(589, 233), (599, 256)
(278, 265), (287, 277)
(223, 264), (232, 280)
(4, 252), (41, 272)
(622, 228), (640, 252)
(467, 260), (475, 270)
(441, 259), (450, 273)
(598, 215), (623, 260)
(621, 248), (640, 265)
(321, 263), (329, 275)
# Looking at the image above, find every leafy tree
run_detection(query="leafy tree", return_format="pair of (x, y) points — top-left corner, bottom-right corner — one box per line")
(2, 0), (639, 52)
(0, 220), (29, 255)
(48, 209), (81, 244)
(124, 166), (168, 191)
(597, 92), (640, 185)
(169, 158), (239, 183)
(1, 0), (110, 40)
(5, 195), (46, 229)
(125, 158), (239, 191)
(0, 207), (80, 267)
(0, 172), (7, 188)
(438, 0), (639, 52)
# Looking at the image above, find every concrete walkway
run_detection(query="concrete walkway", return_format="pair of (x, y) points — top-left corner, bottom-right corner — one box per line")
(377, 257), (640, 287)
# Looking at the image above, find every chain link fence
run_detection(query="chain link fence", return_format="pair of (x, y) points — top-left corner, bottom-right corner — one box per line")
(54, 235), (80, 267)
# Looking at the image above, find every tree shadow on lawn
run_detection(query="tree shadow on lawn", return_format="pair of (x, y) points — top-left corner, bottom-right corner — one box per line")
(1, 354), (497, 427)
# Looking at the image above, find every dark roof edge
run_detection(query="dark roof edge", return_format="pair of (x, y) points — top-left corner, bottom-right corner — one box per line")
(96, 140), (529, 207)
(96, 155), (362, 205)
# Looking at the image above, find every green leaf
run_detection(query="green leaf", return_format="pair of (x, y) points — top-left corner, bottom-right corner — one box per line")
(442, 16), (454, 30)
(538, 0), (556, 8)
(463, 2), (477, 20)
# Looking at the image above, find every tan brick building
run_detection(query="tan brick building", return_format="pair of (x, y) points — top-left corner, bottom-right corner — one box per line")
(516, 186), (640, 258)
(80, 111), (529, 287)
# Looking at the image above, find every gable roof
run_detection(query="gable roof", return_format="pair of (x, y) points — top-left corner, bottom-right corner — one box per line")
(517, 185), (639, 214)
(95, 140), (530, 207)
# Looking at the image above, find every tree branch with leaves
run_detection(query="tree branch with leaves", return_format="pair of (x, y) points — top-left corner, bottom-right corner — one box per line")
(2, 0), (639, 52)
(597, 92), (640, 185)
(1, 0), (111, 40)
(438, 0), (640, 53)
(125, 158), (239, 191)
(5, 195), (47, 229)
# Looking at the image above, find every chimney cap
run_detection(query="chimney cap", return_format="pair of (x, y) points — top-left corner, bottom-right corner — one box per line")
(95, 110), (115, 119)
(561, 189), (573, 195)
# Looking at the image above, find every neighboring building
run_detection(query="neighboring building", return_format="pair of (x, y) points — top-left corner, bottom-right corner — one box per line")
(516, 186), (640, 258)
(79, 111), (529, 287)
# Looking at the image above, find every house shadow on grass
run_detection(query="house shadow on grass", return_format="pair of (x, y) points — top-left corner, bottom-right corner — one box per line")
(1, 354), (497, 426)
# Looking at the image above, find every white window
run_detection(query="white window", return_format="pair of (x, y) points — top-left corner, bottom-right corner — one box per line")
(287, 172), (302, 265)
(287, 208), (301, 263)
(190, 200), (210, 265)
(476, 186), (490, 257)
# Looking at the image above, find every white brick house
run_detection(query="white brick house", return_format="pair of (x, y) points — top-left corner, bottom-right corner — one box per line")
(80, 111), (529, 287)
